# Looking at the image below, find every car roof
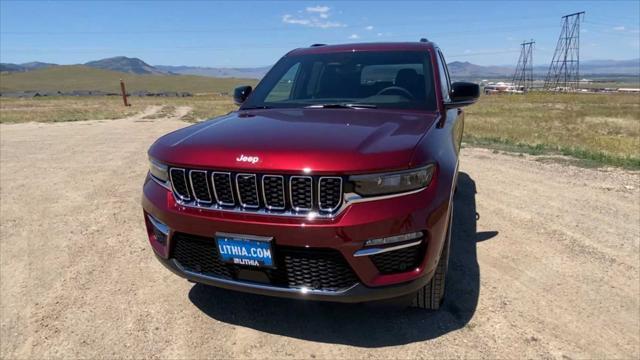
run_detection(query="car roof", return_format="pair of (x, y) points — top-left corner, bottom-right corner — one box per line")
(286, 42), (437, 56)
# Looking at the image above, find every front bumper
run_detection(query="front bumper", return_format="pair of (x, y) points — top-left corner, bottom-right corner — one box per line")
(156, 253), (433, 303)
(142, 171), (452, 302)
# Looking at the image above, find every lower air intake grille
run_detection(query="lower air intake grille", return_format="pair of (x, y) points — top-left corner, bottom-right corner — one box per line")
(171, 233), (359, 292)
(370, 244), (424, 274)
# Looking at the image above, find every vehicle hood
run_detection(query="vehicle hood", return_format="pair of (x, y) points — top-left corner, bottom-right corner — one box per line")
(149, 108), (438, 174)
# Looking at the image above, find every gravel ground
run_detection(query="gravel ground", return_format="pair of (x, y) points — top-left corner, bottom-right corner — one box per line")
(1, 107), (639, 359)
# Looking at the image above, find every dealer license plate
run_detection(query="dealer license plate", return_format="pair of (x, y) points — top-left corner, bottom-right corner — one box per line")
(215, 232), (274, 268)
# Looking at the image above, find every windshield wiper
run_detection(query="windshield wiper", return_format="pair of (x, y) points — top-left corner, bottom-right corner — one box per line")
(304, 103), (377, 109)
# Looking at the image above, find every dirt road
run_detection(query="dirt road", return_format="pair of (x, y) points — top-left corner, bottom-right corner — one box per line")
(1, 107), (639, 359)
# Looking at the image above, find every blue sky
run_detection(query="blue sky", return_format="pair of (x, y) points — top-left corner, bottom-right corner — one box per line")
(1, 1), (639, 67)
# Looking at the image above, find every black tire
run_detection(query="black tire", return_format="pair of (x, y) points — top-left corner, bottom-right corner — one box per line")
(412, 206), (452, 310)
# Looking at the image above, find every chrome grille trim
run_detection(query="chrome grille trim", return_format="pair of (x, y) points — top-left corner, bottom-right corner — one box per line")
(211, 172), (235, 206)
(166, 167), (426, 219)
(169, 168), (191, 201)
(188, 170), (212, 204)
(289, 176), (313, 211)
(318, 176), (343, 212)
(262, 175), (286, 210)
(235, 173), (260, 209)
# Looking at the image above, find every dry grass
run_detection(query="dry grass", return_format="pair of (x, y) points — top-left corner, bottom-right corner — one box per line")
(0, 96), (141, 123)
(464, 92), (640, 168)
(0, 95), (237, 124)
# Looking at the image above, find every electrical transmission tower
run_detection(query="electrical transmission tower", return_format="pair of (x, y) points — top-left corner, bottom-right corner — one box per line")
(544, 11), (585, 91)
(512, 40), (535, 91)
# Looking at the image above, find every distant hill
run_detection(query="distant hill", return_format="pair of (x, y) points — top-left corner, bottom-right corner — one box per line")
(448, 59), (640, 80)
(1, 56), (637, 81)
(0, 61), (57, 73)
(0, 63), (25, 73)
(155, 65), (271, 79)
(564, 58), (640, 76)
(21, 62), (58, 70)
(84, 56), (167, 75)
(0, 65), (257, 93)
(447, 61), (513, 79)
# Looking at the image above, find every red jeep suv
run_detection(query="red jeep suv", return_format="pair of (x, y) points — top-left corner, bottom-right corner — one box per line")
(142, 41), (479, 309)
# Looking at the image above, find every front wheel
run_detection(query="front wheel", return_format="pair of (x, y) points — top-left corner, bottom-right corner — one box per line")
(412, 206), (452, 310)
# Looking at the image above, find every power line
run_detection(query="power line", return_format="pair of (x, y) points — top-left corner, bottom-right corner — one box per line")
(512, 40), (535, 91)
(544, 11), (585, 91)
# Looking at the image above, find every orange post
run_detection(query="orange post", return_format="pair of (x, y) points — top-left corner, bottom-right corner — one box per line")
(120, 79), (130, 106)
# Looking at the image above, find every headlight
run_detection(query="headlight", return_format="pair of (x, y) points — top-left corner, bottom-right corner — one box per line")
(149, 157), (169, 182)
(349, 165), (435, 197)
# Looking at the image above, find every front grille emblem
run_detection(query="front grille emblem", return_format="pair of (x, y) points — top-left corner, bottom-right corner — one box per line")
(236, 154), (260, 164)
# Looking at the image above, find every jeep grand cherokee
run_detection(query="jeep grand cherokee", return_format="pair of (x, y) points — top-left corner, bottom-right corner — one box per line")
(142, 40), (479, 309)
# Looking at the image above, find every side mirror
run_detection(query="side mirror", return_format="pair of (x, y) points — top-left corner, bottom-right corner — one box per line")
(233, 85), (253, 105)
(445, 82), (480, 109)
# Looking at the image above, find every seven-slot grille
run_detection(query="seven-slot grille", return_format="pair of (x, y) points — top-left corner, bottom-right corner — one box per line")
(170, 167), (344, 215)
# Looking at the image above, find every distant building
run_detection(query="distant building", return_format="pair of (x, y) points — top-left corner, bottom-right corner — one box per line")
(617, 88), (640, 93)
(483, 82), (522, 94)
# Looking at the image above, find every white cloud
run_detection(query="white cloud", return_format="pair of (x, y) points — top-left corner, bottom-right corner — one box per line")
(349, 34), (360, 39)
(613, 26), (625, 31)
(377, 32), (383, 36)
(464, 49), (472, 54)
(306, 6), (330, 13)
(365, 25), (374, 31)
(282, 6), (345, 28)
(282, 14), (311, 26)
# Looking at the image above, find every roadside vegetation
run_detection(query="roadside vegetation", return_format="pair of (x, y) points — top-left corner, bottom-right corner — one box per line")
(464, 92), (640, 169)
(1, 91), (638, 169)
(0, 95), (236, 123)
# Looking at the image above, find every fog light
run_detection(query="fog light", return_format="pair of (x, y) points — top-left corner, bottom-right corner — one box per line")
(365, 232), (422, 247)
(147, 214), (169, 244)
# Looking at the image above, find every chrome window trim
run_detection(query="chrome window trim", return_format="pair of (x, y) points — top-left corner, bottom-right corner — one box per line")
(188, 170), (213, 204)
(211, 172), (235, 206)
(289, 175), (313, 211)
(353, 240), (422, 257)
(262, 175), (286, 210)
(236, 173), (260, 209)
(318, 176), (343, 213)
(169, 168), (191, 201)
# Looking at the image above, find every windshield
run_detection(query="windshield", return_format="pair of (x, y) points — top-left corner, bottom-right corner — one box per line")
(242, 50), (437, 111)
